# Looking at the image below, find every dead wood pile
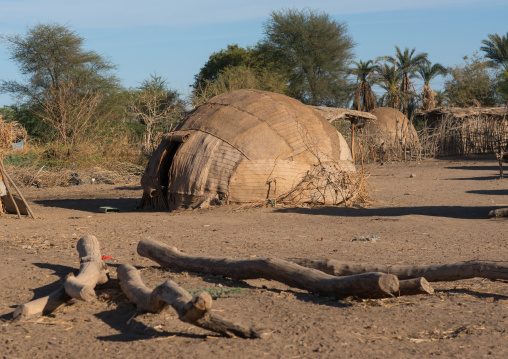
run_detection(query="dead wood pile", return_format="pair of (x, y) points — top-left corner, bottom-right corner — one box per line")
(13, 235), (508, 339)
(0, 118), (27, 148)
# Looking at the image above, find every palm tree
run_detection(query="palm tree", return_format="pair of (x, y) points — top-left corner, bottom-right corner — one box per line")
(481, 32), (508, 70)
(374, 62), (403, 109)
(417, 62), (448, 110)
(379, 47), (428, 115)
(350, 60), (376, 112)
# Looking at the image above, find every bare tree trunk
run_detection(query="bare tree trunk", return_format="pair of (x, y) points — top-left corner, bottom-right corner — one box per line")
(137, 238), (399, 298)
(117, 264), (271, 339)
(290, 258), (508, 282)
(63, 234), (109, 301)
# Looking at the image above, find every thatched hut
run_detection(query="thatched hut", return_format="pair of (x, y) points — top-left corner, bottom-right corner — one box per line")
(415, 107), (508, 156)
(366, 107), (419, 147)
(140, 89), (357, 211)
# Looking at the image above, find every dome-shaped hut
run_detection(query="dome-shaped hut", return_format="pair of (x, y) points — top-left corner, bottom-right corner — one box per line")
(140, 89), (357, 210)
(366, 107), (419, 147)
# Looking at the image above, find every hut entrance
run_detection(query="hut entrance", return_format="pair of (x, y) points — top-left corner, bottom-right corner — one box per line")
(140, 130), (193, 210)
(158, 140), (183, 205)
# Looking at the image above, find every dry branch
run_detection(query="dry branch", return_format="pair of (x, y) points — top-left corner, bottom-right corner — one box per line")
(117, 264), (270, 339)
(137, 238), (399, 298)
(399, 278), (434, 295)
(13, 286), (70, 321)
(488, 208), (508, 218)
(290, 258), (508, 282)
(63, 234), (109, 301)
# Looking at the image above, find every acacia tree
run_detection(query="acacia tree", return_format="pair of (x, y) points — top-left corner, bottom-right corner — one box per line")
(0, 22), (120, 142)
(260, 8), (355, 106)
(379, 47), (428, 115)
(417, 62), (447, 110)
(350, 60), (376, 112)
(129, 74), (184, 152)
(445, 54), (497, 107)
(191, 44), (288, 106)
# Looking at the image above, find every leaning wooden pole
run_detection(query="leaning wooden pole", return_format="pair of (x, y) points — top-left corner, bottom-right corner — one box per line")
(117, 264), (271, 339)
(137, 238), (399, 299)
(289, 258), (508, 282)
(0, 162), (21, 218)
(0, 162), (35, 218)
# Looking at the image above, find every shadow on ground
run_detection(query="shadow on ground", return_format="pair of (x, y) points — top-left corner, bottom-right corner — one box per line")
(274, 205), (499, 220)
(467, 189), (508, 196)
(33, 198), (140, 213)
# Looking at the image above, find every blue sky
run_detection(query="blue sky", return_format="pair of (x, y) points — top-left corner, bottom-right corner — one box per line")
(0, 0), (507, 107)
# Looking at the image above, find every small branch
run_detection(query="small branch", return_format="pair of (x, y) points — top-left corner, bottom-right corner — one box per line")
(13, 286), (70, 321)
(63, 234), (109, 301)
(290, 258), (508, 282)
(137, 238), (399, 298)
(398, 277), (434, 295)
(117, 264), (270, 339)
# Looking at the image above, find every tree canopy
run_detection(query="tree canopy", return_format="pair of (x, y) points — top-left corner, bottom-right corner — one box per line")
(0, 22), (119, 104)
(444, 54), (498, 107)
(260, 8), (355, 106)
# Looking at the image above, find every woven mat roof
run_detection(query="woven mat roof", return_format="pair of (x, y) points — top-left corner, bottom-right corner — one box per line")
(418, 107), (507, 119)
(312, 106), (377, 123)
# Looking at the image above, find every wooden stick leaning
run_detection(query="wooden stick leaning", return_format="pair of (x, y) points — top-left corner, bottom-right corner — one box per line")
(0, 162), (35, 219)
(0, 164), (21, 219)
(117, 264), (271, 339)
(137, 238), (400, 299)
(289, 258), (508, 282)
(64, 234), (109, 301)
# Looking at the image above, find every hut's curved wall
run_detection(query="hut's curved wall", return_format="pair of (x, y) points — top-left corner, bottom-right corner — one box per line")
(368, 107), (419, 147)
(141, 89), (356, 210)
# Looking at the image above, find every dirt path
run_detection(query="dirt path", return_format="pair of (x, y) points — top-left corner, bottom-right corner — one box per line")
(1, 155), (508, 358)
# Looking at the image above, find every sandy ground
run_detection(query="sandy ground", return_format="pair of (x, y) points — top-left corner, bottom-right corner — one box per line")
(1, 155), (508, 358)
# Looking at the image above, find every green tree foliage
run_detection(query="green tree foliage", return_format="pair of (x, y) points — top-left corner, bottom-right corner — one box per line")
(0, 22), (119, 104)
(193, 44), (255, 91)
(192, 44), (288, 105)
(0, 22), (121, 143)
(260, 8), (355, 106)
(481, 32), (508, 70)
(192, 65), (288, 107)
(417, 62), (447, 110)
(379, 47), (428, 115)
(481, 32), (508, 104)
(374, 63), (403, 109)
(129, 73), (185, 152)
(350, 60), (376, 112)
(444, 54), (498, 107)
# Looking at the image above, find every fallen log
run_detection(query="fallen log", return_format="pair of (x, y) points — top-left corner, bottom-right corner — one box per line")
(488, 208), (508, 218)
(117, 264), (270, 339)
(13, 234), (110, 319)
(13, 286), (70, 321)
(64, 234), (109, 301)
(399, 278), (434, 295)
(290, 258), (508, 282)
(137, 238), (399, 299)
